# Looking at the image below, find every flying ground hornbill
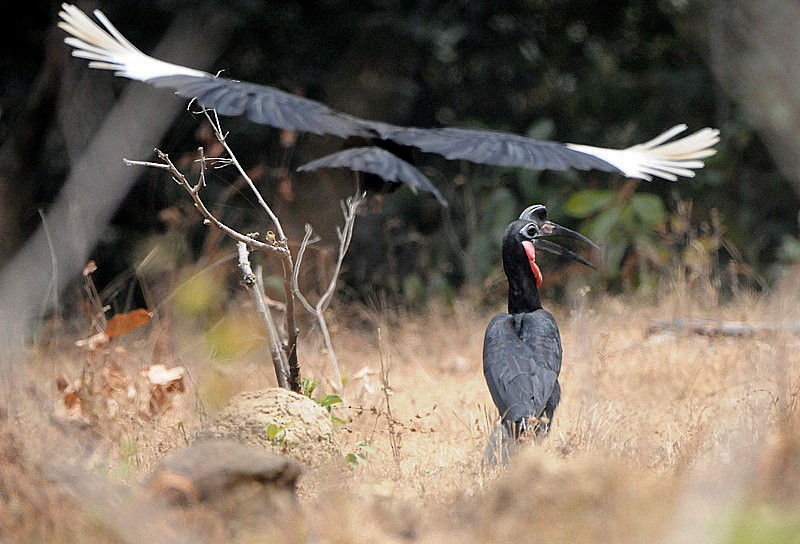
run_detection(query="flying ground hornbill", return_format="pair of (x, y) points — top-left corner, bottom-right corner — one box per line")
(483, 204), (597, 465)
(59, 5), (717, 465)
(57, 4), (720, 203)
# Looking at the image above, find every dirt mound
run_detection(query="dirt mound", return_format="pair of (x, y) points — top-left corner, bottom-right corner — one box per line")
(196, 388), (341, 469)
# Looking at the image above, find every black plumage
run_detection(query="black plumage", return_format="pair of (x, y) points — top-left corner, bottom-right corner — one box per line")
(57, 3), (720, 206)
(144, 74), (621, 173)
(297, 146), (447, 206)
(483, 206), (595, 464)
(149, 75), (374, 139)
(483, 310), (563, 435)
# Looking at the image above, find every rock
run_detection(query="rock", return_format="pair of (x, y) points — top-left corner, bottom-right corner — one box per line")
(142, 439), (304, 541)
(144, 439), (301, 504)
(196, 388), (341, 469)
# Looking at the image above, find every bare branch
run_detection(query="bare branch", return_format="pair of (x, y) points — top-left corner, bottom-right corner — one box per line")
(201, 109), (288, 243)
(279, 252), (300, 392)
(124, 152), (288, 256)
(318, 191), (363, 313)
(121, 159), (173, 171)
(126, 112), (303, 392)
(648, 318), (800, 337)
(317, 307), (343, 391)
(236, 242), (289, 388)
(293, 225), (319, 315)
(199, 111), (302, 392)
(378, 327), (402, 473)
(291, 190), (364, 392)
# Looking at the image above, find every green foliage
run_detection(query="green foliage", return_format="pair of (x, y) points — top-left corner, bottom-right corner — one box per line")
(723, 504), (800, 544)
(300, 378), (319, 398)
(301, 378), (344, 423)
(345, 440), (374, 468)
(565, 187), (668, 281)
(563, 188), (745, 292)
(40, 0), (798, 302)
(266, 423), (287, 448)
(173, 267), (227, 318)
(563, 189), (616, 217)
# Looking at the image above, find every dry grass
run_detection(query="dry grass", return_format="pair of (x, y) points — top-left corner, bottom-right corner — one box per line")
(3, 270), (800, 543)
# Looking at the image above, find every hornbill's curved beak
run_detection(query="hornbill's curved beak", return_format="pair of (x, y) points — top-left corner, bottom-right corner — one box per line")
(519, 204), (598, 269)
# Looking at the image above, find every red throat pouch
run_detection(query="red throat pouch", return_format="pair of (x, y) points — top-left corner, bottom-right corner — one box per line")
(521, 240), (542, 288)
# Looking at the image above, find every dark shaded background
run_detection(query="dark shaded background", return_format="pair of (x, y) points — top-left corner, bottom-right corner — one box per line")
(2, 0), (799, 317)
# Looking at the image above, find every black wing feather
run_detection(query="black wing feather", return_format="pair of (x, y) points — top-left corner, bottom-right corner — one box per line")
(482, 310), (562, 426)
(148, 75), (373, 139)
(297, 146), (447, 206)
(145, 75), (621, 173)
(375, 126), (619, 172)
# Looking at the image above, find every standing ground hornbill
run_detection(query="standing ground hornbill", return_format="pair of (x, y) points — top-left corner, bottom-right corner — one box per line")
(483, 204), (596, 465)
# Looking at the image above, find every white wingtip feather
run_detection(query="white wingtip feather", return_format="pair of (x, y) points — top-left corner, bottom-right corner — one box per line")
(567, 125), (721, 181)
(58, 3), (209, 82)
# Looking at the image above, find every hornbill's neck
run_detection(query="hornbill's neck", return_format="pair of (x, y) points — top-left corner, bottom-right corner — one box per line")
(500, 210), (596, 315)
(502, 227), (542, 314)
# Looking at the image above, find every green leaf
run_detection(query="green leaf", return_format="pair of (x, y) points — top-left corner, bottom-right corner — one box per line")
(603, 239), (628, 277)
(630, 193), (666, 228)
(345, 451), (369, 467)
(587, 204), (624, 241)
(301, 378), (319, 398)
(564, 189), (615, 218)
(320, 394), (343, 411)
(619, 202), (636, 227)
(266, 423), (285, 441)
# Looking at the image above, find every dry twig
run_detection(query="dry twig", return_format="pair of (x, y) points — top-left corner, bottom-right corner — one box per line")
(294, 191), (364, 392)
(124, 109), (301, 391)
(647, 317), (800, 337)
(377, 328), (402, 473)
(236, 242), (289, 389)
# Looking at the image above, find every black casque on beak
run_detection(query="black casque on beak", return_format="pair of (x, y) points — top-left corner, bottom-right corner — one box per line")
(519, 204), (598, 269)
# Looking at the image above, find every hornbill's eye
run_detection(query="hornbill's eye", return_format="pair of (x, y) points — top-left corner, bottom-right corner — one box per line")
(520, 223), (539, 239)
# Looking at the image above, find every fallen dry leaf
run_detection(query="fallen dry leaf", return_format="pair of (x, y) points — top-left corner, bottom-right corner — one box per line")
(145, 365), (186, 387)
(143, 364), (187, 417)
(104, 309), (153, 339)
(62, 383), (82, 418)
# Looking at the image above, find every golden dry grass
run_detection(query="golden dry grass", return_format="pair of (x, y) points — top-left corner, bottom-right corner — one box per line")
(3, 270), (800, 543)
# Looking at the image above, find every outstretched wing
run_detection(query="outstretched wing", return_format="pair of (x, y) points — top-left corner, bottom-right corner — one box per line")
(566, 124), (720, 181)
(482, 311), (562, 426)
(297, 146), (447, 206)
(370, 125), (618, 172)
(58, 4), (720, 181)
(146, 76), (373, 139)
